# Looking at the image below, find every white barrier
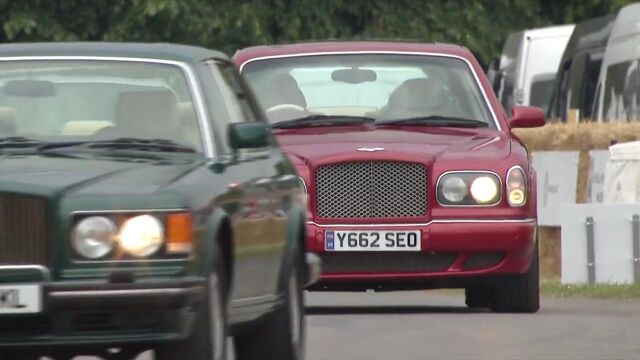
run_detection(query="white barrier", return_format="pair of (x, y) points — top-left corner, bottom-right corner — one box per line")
(586, 150), (610, 203)
(560, 203), (640, 284)
(532, 151), (579, 226)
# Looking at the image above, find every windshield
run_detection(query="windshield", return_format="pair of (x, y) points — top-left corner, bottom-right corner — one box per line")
(602, 59), (640, 122)
(0, 60), (204, 152)
(242, 54), (495, 128)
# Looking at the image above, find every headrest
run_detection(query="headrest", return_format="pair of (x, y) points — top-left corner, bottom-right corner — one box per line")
(0, 107), (16, 135)
(387, 78), (451, 111)
(115, 90), (178, 132)
(262, 73), (307, 109)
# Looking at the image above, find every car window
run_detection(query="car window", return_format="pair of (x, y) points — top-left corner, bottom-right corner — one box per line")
(204, 60), (264, 155)
(603, 59), (640, 122)
(529, 75), (555, 113)
(0, 60), (204, 151)
(242, 54), (495, 127)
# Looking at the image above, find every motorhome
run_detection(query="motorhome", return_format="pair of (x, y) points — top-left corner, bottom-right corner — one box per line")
(547, 15), (615, 122)
(594, 3), (640, 122)
(491, 25), (575, 115)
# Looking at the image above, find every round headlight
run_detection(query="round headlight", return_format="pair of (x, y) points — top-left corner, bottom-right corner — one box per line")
(119, 215), (164, 257)
(72, 216), (117, 259)
(441, 176), (468, 203)
(470, 176), (499, 204)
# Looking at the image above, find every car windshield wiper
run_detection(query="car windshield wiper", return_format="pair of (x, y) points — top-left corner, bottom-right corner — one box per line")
(376, 116), (490, 128)
(0, 136), (46, 150)
(39, 138), (197, 153)
(271, 115), (375, 129)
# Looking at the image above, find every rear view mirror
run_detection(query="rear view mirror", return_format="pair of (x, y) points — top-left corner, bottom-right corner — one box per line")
(229, 122), (270, 150)
(2, 80), (56, 97)
(331, 68), (377, 84)
(509, 106), (546, 129)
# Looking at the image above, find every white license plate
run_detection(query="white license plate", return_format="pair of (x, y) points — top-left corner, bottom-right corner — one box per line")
(0, 285), (41, 314)
(325, 230), (421, 251)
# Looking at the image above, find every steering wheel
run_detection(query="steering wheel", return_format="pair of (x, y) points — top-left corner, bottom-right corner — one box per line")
(266, 103), (306, 113)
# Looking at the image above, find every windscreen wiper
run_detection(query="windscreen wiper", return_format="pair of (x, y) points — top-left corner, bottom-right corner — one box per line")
(376, 116), (490, 128)
(39, 138), (197, 153)
(0, 136), (46, 150)
(271, 115), (375, 129)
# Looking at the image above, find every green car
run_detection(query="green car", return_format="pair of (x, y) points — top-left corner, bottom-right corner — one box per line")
(0, 42), (319, 360)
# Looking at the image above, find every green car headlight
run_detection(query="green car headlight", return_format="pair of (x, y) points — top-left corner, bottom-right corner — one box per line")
(437, 172), (501, 206)
(72, 216), (117, 259)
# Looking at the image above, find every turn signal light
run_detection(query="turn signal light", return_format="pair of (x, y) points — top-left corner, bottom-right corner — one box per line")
(506, 166), (527, 207)
(166, 213), (194, 254)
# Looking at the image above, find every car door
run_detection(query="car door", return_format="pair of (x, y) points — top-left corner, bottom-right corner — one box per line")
(203, 60), (287, 303)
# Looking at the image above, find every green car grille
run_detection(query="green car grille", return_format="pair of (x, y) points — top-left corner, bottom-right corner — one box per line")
(0, 193), (48, 266)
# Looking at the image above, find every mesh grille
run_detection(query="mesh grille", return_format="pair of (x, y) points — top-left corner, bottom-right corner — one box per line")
(0, 194), (48, 265)
(463, 253), (504, 270)
(315, 161), (427, 218)
(321, 253), (456, 274)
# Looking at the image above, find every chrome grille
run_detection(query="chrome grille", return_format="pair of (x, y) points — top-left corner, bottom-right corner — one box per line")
(315, 161), (427, 218)
(0, 194), (48, 265)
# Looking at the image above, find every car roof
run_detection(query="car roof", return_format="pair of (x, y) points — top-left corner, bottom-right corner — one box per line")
(233, 40), (477, 66)
(0, 42), (228, 64)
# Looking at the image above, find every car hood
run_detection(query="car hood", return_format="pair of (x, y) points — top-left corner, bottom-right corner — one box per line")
(0, 153), (202, 199)
(274, 126), (511, 164)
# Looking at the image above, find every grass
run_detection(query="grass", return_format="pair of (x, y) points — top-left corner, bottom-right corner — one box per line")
(540, 278), (640, 300)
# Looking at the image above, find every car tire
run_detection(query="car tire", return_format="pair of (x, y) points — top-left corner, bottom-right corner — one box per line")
(490, 245), (540, 313)
(465, 287), (491, 309)
(155, 243), (228, 360)
(234, 250), (305, 360)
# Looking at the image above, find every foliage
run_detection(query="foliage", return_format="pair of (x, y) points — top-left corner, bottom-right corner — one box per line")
(0, 0), (637, 66)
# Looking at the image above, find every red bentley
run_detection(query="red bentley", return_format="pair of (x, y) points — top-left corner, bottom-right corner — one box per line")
(234, 41), (544, 313)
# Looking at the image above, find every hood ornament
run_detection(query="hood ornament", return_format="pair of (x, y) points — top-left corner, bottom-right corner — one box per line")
(357, 147), (385, 152)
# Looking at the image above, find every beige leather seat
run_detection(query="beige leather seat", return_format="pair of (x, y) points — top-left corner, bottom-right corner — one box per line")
(97, 89), (179, 139)
(376, 78), (463, 120)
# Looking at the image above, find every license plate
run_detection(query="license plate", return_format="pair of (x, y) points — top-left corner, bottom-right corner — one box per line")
(325, 230), (421, 251)
(0, 285), (41, 314)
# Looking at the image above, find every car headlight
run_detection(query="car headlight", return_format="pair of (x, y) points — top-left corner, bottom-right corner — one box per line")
(437, 172), (501, 206)
(71, 212), (193, 260)
(119, 215), (164, 257)
(507, 166), (527, 206)
(441, 176), (468, 202)
(72, 216), (117, 259)
(470, 176), (499, 204)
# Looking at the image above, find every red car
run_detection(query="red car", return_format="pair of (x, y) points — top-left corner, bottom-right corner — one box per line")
(234, 41), (544, 313)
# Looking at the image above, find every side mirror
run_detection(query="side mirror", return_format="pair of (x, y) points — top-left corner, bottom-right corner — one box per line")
(509, 106), (546, 129)
(229, 122), (270, 149)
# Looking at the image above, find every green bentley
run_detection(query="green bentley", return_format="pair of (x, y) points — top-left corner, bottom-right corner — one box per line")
(0, 43), (318, 360)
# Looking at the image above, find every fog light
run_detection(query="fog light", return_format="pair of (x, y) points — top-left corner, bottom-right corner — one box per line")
(119, 215), (164, 257)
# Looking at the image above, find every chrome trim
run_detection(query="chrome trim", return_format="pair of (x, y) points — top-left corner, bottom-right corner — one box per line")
(436, 170), (503, 207)
(0, 56), (216, 158)
(49, 287), (202, 299)
(0, 265), (51, 281)
(238, 51), (501, 130)
(506, 165), (527, 207)
(297, 176), (308, 194)
(69, 208), (193, 264)
(471, 136), (501, 151)
(306, 218), (536, 227)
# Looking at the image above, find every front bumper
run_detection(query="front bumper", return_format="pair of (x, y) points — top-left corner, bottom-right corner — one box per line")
(0, 277), (205, 350)
(306, 218), (537, 289)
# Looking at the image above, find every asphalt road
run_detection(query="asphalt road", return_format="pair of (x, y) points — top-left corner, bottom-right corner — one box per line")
(71, 291), (640, 360)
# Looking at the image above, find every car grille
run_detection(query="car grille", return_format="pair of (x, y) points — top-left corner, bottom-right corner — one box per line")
(0, 194), (48, 265)
(321, 253), (456, 274)
(463, 252), (504, 270)
(315, 161), (427, 218)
